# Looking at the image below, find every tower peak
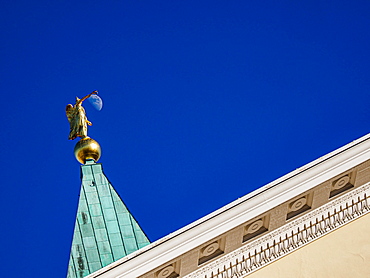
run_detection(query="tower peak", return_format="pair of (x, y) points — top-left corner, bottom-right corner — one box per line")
(67, 162), (150, 278)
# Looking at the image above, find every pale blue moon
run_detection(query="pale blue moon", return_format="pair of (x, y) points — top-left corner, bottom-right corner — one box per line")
(88, 95), (103, 111)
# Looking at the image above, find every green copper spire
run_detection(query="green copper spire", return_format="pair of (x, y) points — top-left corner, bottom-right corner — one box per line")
(67, 160), (150, 278)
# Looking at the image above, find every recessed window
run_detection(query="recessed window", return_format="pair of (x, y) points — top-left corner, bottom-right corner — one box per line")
(243, 217), (269, 242)
(330, 175), (354, 198)
(287, 194), (312, 220)
(198, 239), (224, 265)
(156, 264), (179, 278)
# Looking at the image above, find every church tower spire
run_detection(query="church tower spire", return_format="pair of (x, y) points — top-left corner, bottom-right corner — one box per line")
(67, 160), (150, 278)
(66, 93), (150, 278)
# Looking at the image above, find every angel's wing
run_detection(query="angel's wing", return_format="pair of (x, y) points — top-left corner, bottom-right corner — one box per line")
(65, 104), (74, 122)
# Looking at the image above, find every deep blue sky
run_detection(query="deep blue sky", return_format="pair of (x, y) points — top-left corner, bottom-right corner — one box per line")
(1, 1), (370, 277)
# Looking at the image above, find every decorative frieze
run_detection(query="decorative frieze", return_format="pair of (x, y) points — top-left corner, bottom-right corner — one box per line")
(198, 238), (225, 265)
(184, 182), (370, 278)
(243, 215), (269, 242)
(286, 193), (312, 220)
(156, 262), (180, 278)
(330, 174), (354, 198)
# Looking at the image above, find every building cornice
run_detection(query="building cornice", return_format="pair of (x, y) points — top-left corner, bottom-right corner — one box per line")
(87, 133), (370, 278)
(185, 181), (370, 278)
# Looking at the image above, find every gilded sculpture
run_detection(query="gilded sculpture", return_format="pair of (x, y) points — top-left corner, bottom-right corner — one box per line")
(66, 91), (102, 164)
(66, 91), (98, 140)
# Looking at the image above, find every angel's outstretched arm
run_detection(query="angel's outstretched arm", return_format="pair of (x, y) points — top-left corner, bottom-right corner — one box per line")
(76, 91), (98, 106)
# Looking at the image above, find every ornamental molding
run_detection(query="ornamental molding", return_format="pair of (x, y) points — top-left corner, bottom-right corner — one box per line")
(184, 182), (370, 278)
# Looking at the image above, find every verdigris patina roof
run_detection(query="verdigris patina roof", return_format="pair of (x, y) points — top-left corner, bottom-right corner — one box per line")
(67, 160), (150, 278)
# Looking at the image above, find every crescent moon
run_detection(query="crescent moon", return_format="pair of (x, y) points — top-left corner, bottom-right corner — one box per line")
(88, 95), (103, 111)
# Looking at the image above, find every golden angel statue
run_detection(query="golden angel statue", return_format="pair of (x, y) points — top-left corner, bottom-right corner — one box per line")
(66, 91), (98, 140)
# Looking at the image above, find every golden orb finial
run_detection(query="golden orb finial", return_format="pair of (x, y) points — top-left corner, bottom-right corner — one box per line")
(74, 137), (101, 164)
